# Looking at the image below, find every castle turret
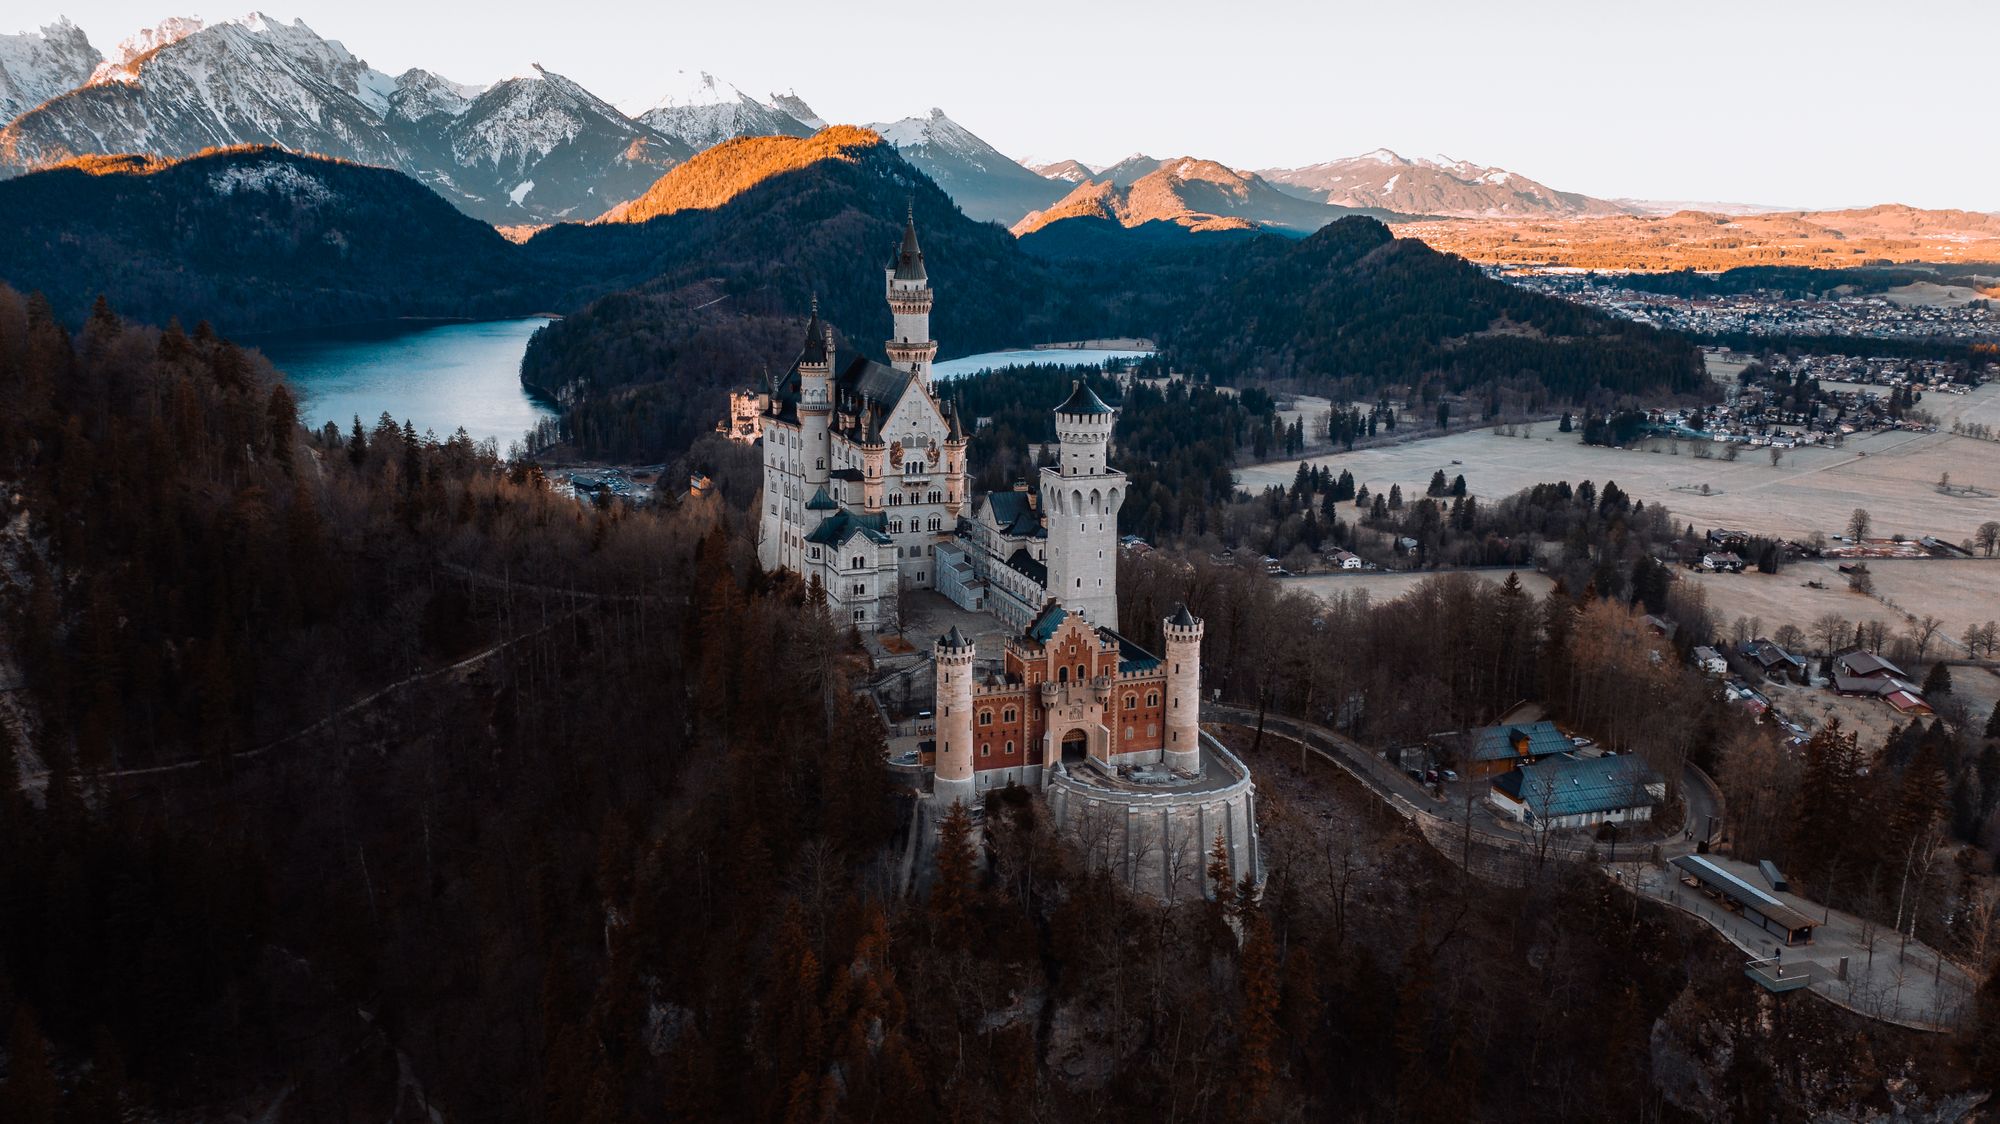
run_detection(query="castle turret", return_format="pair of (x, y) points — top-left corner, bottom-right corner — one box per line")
(942, 401), (967, 516)
(798, 299), (834, 490)
(885, 209), (938, 383)
(933, 625), (977, 808)
(1162, 603), (1205, 773)
(860, 410), (886, 513)
(1040, 381), (1124, 629)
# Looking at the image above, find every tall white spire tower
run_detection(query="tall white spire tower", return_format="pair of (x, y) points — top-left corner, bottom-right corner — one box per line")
(884, 207), (938, 383)
(1040, 381), (1124, 630)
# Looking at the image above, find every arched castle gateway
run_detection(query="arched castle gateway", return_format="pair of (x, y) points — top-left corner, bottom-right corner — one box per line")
(745, 211), (1259, 898)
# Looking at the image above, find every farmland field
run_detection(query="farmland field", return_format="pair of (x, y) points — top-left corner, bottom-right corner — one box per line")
(1237, 381), (2000, 544)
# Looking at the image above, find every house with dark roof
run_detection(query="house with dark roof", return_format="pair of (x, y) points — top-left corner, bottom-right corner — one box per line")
(1741, 638), (1807, 683)
(1462, 720), (1575, 779)
(1488, 752), (1666, 830)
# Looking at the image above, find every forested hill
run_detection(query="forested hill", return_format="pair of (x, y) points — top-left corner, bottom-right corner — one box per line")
(1162, 217), (1706, 404)
(0, 147), (545, 329)
(516, 130), (1096, 458)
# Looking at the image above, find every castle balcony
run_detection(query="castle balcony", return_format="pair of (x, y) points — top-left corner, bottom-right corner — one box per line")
(1039, 681), (1059, 705)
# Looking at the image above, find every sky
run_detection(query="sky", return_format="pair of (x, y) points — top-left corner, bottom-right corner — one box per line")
(35, 0), (2000, 210)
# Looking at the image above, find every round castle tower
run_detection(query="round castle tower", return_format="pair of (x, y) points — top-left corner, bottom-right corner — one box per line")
(885, 209), (937, 381)
(932, 625), (977, 808)
(1040, 381), (1124, 630)
(1162, 603), (1205, 773)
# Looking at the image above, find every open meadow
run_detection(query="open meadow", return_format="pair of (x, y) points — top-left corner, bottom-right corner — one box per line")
(1237, 382), (2000, 545)
(1277, 567), (1555, 607)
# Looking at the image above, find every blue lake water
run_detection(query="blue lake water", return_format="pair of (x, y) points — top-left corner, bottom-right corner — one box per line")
(251, 317), (556, 450)
(932, 348), (1153, 381)
(251, 322), (1149, 454)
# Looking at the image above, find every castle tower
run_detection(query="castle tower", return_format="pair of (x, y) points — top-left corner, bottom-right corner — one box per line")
(1162, 603), (1205, 773)
(933, 625), (977, 808)
(1040, 381), (1124, 629)
(860, 411), (886, 513)
(797, 299), (834, 492)
(884, 210), (938, 382)
(942, 401), (967, 517)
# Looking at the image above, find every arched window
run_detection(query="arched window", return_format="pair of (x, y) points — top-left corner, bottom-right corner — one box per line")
(1146, 691), (1160, 707)
(980, 743), (990, 757)
(1002, 707), (1017, 723)
(978, 709), (993, 726)
(1076, 663), (1087, 682)
(1123, 693), (1137, 710)
(1124, 725), (1135, 739)
(1057, 666), (1069, 684)
(1005, 740), (1015, 754)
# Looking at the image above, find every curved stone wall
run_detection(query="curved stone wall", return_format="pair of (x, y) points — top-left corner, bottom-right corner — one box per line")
(1045, 729), (1260, 902)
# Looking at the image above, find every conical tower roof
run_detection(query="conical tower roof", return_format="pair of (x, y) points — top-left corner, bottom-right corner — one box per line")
(893, 208), (926, 282)
(1055, 379), (1114, 417)
(799, 295), (828, 365)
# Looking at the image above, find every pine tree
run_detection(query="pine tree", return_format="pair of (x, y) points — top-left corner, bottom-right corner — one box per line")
(1236, 910), (1281, 1111)
(1985, 703), (2000, 740)
(930, 801), (977, 947)
(1427, 469), (1448, 497)
(1922, 661), (1953, 697)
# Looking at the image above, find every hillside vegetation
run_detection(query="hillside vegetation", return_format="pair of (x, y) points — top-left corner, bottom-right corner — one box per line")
(594, 125), (886, 223)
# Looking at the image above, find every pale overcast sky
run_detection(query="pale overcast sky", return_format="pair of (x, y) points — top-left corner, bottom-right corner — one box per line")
(36, 0), (2000, 210)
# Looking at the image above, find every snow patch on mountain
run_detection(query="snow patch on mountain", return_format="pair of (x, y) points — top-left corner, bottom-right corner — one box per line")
(1258, 148), (1628, 218)
(208, 158), (332, 202)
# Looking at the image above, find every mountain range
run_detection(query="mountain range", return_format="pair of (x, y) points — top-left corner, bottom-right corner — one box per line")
(1013, 158), (1396, 236)
(0, 12), (1666, 235)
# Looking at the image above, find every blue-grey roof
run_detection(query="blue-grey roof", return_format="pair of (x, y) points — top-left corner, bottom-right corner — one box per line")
(805, 486), (838, 511)
(1055, 380), (1114, 417)
(984, 490), (1042, 537)
(1027, 601), (1066, 642)
(804, 509), (891, 547)
(1099, 627), (1161, 673)
(1469, 720), (1572, 763)
(1167, 603), (1197, 628)
(1492, 753), (1663, 819)
(893, 215), (926, 282)
(1007, 548), (1047, 588)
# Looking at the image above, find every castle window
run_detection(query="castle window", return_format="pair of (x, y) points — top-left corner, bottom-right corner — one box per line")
(1005, 740), (1014, 754)
(1076, 664), (1087, 681)
(1146, 691), (1160, 707)
(1003, 707), (1016, 723)
(853, 583), (866, 595)
(1124, 694), (1137, 710)
(850, 556), (864, 569)
(978, 710), (993, 726)
(1147, 723), (1157, 737)
(1057, 667), (1068, 684)
(980, 743), (990, 757)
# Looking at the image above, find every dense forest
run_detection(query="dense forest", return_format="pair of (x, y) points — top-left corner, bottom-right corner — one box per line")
(3, 288), (1993, 1119)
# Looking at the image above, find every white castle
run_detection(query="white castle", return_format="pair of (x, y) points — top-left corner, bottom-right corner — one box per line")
(754, 212), (1119, 632)
(748, 212), (1258, 897)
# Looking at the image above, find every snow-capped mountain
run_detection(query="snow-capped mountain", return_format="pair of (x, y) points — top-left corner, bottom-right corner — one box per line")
(1016, 156), (1381, 236)
(1029, 158), (1096, 184)
(637, 71), (814, 151)
(1258, 149), (1628, 218)
(769, 91), (824, 131)
(0, 18), (103, 122)
(1095, 154), (1169, 187)
(866, 108), (1064, 225)
(0, 13), (691, 224)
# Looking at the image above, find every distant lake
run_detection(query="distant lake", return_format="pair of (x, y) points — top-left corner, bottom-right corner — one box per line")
(253, 317), (555, 449)
(933, 347), (1153, 381)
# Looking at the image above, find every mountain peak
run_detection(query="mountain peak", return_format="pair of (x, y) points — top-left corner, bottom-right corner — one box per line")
(595, 125), (887, 224)
(0, 16), (104, 119)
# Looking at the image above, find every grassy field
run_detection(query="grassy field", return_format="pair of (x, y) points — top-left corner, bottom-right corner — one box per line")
(1238, 382), (2000, 545)
(1683, 558), (2000, 656)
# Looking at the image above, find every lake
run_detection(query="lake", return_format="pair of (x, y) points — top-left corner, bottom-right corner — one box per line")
(252, 321), (1149, 453)
(932, 347), (1153, 381)
(252, 317), (556, 450)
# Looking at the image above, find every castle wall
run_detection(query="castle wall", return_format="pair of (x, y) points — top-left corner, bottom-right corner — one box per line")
(1045, 730), (1260, 902)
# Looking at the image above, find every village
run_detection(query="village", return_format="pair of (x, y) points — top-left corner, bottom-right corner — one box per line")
(1508, 270), (2000, 342)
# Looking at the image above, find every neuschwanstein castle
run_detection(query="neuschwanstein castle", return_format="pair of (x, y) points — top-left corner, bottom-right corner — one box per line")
(754, 213), (1118, 632)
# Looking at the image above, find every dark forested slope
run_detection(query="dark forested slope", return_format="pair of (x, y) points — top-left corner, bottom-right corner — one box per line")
(1164, 217), (1705, 403)
(0, 148), (544, 329)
